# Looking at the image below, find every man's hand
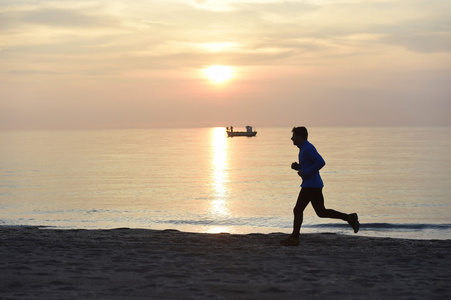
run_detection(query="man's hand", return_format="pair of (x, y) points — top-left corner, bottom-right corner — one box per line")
(297, 170), (304, 178)
(291, 162), (299, 170)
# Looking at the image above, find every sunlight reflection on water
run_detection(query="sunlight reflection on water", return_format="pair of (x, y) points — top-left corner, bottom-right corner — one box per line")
(210, 128), (230, 218)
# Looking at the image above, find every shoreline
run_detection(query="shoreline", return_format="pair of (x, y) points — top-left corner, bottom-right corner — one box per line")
(1, 226), (450, 299)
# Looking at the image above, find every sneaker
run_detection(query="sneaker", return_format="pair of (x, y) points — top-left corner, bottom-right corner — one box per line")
(348, 213), (360, 233)
(280, 236), (300, 246)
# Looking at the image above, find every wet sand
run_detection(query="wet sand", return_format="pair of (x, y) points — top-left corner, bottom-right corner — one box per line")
(1, 226), (450, 299)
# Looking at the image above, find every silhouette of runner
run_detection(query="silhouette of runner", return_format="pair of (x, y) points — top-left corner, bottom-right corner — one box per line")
(280, 127), (360, 246)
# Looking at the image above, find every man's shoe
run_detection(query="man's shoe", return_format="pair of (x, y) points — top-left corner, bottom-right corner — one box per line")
(348, 213), (360, 233)
(280, 236), (300, 246)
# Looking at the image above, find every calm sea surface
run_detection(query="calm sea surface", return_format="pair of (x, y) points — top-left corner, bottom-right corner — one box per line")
(1, 127), (450, 240)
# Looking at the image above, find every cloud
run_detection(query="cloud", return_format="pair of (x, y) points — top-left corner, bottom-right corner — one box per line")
(21, 8), (111, 27)
(383, 32), (451, 53)
(2, 0), (449, 72)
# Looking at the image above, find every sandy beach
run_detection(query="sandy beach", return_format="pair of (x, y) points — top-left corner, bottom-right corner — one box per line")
(1, 226), (450, 299)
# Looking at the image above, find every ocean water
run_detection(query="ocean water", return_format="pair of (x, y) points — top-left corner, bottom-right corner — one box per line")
(1, 127), (450, 240)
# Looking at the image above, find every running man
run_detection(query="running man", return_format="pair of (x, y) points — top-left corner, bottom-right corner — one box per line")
(280, 127), (360, 246)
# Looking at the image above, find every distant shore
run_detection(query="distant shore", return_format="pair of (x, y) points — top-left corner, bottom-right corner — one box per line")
(1, 226), (450, 299)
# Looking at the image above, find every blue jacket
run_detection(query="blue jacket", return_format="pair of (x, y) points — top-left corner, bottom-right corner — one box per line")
(298, 140), (325, 188)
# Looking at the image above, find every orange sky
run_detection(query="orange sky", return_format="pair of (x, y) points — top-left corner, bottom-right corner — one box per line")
(1, 0), (450, 129)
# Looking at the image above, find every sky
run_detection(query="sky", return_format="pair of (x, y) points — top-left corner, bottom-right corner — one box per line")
(1, 0), (450, 129)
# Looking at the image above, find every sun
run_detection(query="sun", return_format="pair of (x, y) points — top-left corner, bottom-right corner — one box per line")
(203, 65), (235, 84)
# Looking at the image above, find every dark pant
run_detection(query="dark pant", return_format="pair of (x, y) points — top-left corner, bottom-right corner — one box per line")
(292, 187), (348, 238)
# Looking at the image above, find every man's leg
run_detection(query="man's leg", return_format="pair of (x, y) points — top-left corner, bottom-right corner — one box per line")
(280, 188), (311, 246)
(291, 188), (312, 239)
(310, 188), (360, 233)
(310, 188), (348, 221)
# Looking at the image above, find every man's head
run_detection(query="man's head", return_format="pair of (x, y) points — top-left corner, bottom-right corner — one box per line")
(291, 127), (308, 146)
